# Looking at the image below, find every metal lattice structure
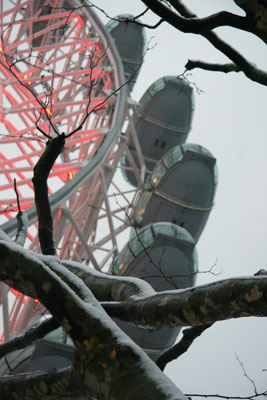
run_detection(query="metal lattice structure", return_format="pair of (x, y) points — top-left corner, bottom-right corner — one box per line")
(0, 0), (146, 344)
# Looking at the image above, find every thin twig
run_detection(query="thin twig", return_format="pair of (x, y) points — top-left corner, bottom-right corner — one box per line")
(13, 179), (20, 213)
(185, 391), (267, 400)
(235, 353), (257, 395)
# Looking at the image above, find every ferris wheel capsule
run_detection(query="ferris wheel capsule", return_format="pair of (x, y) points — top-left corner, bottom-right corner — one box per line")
(121, 76), (195, 186)
(112, 222), (198, 359)
(134, 143), (218, 243)
(106, 14), (146, 92)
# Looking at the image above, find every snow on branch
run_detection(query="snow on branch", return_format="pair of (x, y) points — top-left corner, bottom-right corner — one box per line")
(103, 276), (267, 328)
(0, 240), (186, 400)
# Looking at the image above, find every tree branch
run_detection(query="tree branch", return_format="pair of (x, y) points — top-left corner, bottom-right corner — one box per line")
(0, 368), (73, 400)
(14, 179), (28, 247)
(254, 269), (267, 276)
(233, 0), (267, 45)
(102, 275), (267, 328)
(0, 317), (59, 359)
(167, 0), (197, 18)
(0, 241), (186, 400)
(185, 60), (241, 73)
(156, 324), (212, 371)
(14, 212), (28, 247)
(185, 391), (267, 400)
(141, 0), (267, 86)
(48, 261), (267, 331)
(144, 3), (251, 34)
(32, 134), (65, 255)
(62, 260), (155, 302)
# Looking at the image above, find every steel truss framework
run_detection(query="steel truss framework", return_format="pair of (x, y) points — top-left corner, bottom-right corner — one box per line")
(0, 0), (146, 343)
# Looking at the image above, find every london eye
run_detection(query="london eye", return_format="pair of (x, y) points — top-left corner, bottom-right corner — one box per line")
(0, 0), (217, 372)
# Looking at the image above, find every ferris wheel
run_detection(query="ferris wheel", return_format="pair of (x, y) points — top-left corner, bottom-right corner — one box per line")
(0, 0), (217, 371)
(0, 0), (129, 347)
(0, 0), (128, 260)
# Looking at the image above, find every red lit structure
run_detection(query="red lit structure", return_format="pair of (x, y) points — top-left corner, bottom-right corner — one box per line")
(0, 0), (131, 348)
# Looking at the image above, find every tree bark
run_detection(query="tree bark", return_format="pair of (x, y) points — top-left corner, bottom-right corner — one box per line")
(0, 241), (186, 400)
(32, 134), (65, 256)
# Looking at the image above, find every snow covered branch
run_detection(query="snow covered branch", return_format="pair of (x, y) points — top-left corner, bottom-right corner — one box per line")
(0, 240), (186, 400)
(103, 275), (267, 327)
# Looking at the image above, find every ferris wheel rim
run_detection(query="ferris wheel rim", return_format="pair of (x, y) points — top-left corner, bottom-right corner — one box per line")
(0, 3), (127, 238)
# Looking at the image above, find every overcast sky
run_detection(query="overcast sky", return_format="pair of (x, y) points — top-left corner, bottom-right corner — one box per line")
(92, 0), (267, 398)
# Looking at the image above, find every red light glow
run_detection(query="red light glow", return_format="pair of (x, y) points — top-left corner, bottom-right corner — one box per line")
(10, 288), (27, 304)
(95, 43), (101, 55)
(77, 15), (85, 25)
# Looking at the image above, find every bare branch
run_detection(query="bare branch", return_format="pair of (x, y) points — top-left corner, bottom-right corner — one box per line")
(141, 2), (251, 34)
(14, 179), (28, 247)
(186, 60), (241, 74)
(0, 49), (58, 138)
(166, 0), (197, 18)
(0, 318), (59, 359)
(235, 353), (257, 396)
(13, 179), (21, 214)
(141, 0), (267, 86)
(185, 391), (267, 400)
(133, 7), (150, 20)
(156, 324), (212, 371)
(123, 15), (164, 29)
